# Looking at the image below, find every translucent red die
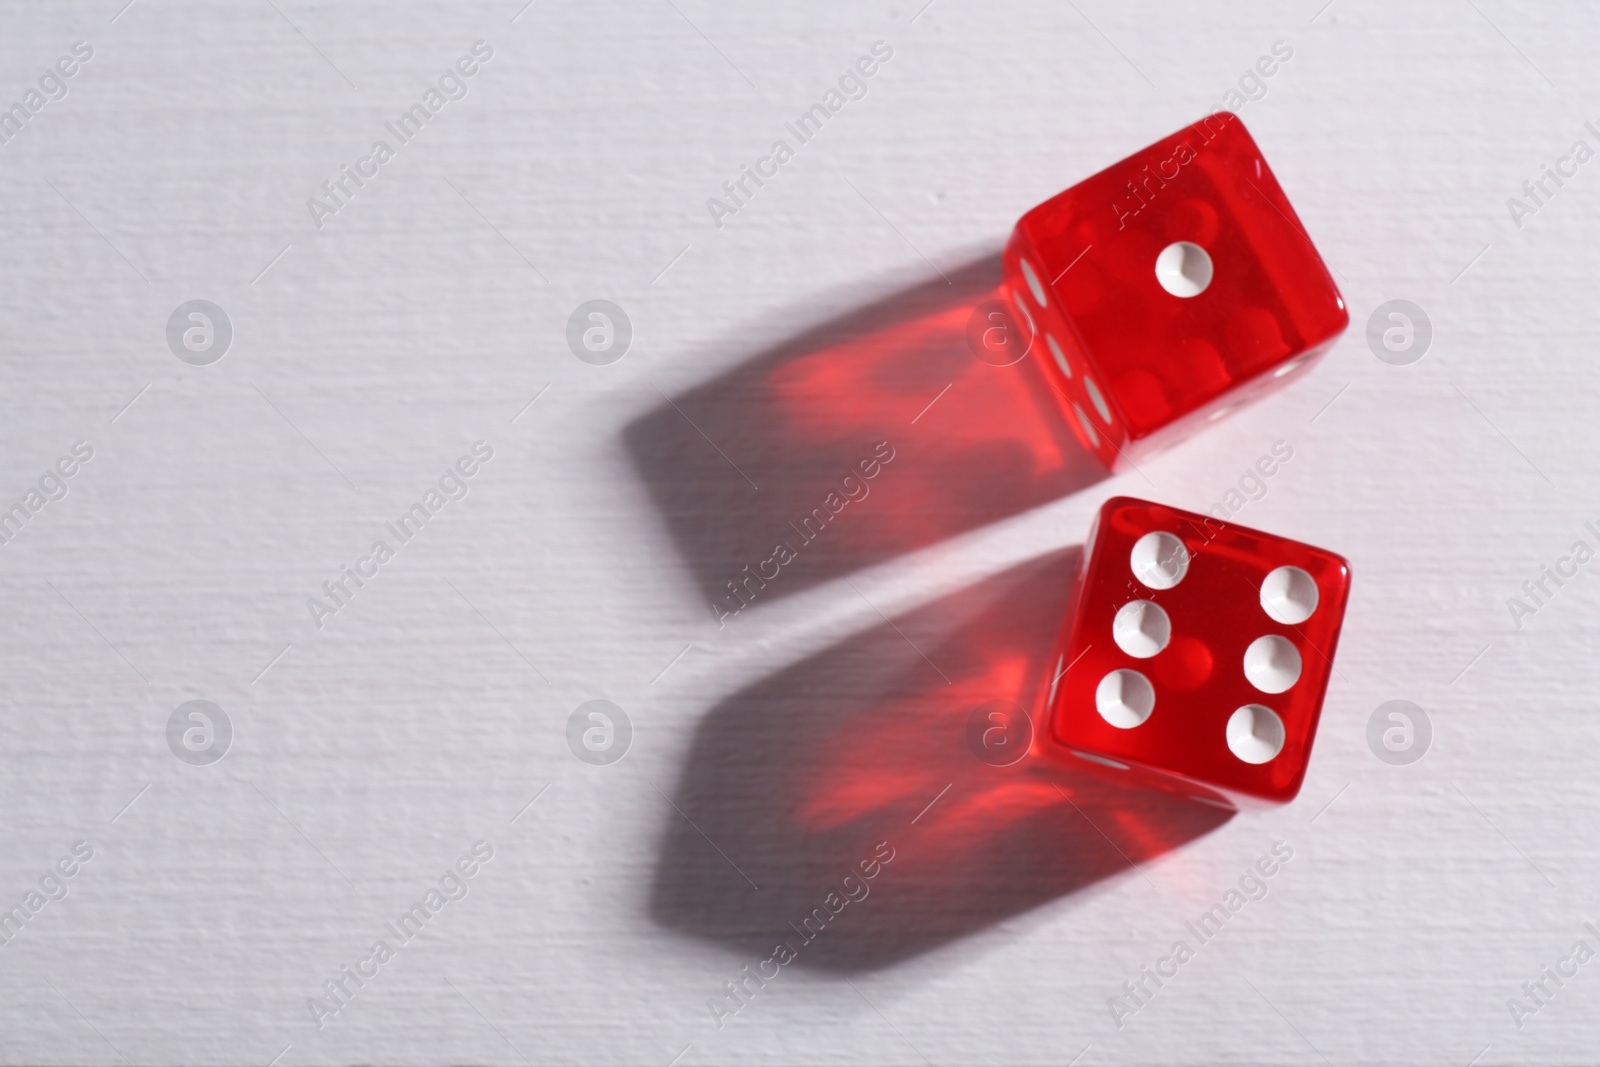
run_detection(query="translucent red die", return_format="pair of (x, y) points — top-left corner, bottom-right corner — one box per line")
(1002, 113), (1348, 469)
(1043, 497), (1351, 807)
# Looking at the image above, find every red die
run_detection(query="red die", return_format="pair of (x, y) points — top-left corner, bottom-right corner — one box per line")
(1002, 113), (1347, 469)
(1043, 497), (1351, 807)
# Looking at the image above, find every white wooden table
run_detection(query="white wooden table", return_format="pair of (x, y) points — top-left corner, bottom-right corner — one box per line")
(0, 1), (1595, 1063)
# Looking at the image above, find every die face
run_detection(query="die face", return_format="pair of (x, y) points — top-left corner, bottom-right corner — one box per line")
(999, 244), (1127, 468)
(1045, 497), (1350, 804)
(1003, 113), (1348, 465)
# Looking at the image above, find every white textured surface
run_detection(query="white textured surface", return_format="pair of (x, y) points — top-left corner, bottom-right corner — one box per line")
(1, 2), (1598, 1065)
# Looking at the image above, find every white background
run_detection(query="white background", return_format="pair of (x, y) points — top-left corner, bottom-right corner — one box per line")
(1, 1), (1597, 1064)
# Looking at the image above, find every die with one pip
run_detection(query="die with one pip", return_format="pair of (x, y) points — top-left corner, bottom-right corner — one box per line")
(1043, 497), (1351, 807)
(1002, 113), (1348, 468)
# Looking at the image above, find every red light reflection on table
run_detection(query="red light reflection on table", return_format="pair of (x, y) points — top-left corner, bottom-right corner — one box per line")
(625, 255), (1106, 614)
(651, 550), (1231, 972)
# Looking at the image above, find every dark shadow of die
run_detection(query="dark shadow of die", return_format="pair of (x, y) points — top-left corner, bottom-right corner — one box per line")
(624, 252), (1107, 623)
(649, 549), (1233, 974)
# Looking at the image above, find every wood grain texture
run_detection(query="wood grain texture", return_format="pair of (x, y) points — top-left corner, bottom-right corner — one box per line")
(0, 1), (1595, 1063)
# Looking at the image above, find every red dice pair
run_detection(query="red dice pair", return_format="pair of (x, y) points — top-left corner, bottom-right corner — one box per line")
(1004, 115), (1350, 804)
